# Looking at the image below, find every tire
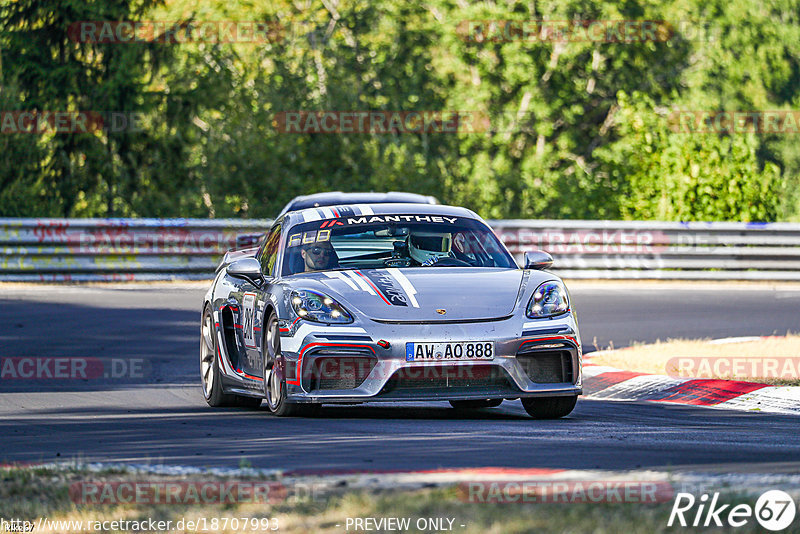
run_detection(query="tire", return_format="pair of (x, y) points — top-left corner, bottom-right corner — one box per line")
(201, 304), (263, 409)
(449, 399), (503, 409)
(201, 305), (236, 407)
(263, 311), (320, 417)
(521, 396), (578, 419)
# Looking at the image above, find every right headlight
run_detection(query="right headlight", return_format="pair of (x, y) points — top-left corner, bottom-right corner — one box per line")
(290, 290), (353, 324)
(526, 281), (569, 318)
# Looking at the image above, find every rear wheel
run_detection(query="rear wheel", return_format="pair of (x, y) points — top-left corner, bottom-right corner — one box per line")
(449, 399), (503, 410)
(521, 396), (577, 419)
(263, 311), (319, 417)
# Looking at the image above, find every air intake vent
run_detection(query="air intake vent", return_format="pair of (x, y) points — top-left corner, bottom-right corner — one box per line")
(382, 365), (512, 391)
(517, 350), (573, 383)
(304, 356), (377, 391)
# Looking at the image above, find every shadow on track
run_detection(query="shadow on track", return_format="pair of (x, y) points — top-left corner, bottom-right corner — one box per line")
(3, 397), (800, 472)
(0, 300), (199, 393)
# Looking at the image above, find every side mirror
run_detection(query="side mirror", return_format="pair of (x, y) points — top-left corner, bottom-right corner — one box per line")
(524, 250), (554, 270)
(226, 257), (264, 285)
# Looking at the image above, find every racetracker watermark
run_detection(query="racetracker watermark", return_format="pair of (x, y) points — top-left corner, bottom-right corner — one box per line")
(274, 111), (491, 134)
(70, 481), (286, 505)
(0, 111), (144, 134)
(67, 21), (284, 44)
(69, 480), (328, 506)
(667, 357), (800, 381)
(668, 110), (800, 134)
(1, 517), (279, 532)
(273, 110), (574, 134)
(496, 228), (670, 255)
(457, 20), (718, 43)
(0, 358), (148, 381)
(77, 229), (238, 254)
(495, 227), (750, 256)
(460, 481), (674, 503)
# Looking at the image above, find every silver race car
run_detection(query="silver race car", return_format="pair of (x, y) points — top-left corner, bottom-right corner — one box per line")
(201, 203), (582, 418)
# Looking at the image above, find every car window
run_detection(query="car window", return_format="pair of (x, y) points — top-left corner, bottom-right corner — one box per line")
(258, 224), (281, 276)
(281, 215), (516, 276)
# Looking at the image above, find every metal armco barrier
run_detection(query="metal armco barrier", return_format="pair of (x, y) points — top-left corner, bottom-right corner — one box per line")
(491, 219), (800, 280)
(1, 218), (799, 281)
(0, 218), (272, 282)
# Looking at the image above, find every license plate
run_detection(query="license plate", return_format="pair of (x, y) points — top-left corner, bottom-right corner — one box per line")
(405, 342), (495, 362)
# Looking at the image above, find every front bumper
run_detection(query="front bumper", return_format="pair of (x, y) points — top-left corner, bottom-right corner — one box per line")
(281, 314), (582, 403)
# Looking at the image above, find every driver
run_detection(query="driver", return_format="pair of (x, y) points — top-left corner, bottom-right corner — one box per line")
(300, 241), (339, 272)
(408, 231), (452, 266)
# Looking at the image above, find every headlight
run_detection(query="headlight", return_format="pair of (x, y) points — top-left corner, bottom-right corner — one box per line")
(290, 290), (353, 324)
(526, 281), (569, 318)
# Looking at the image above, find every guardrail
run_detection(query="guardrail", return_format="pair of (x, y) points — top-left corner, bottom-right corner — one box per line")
(0, 218), (272, 282)
(491, 219), (800, 280)
(1, 218), (799, 281)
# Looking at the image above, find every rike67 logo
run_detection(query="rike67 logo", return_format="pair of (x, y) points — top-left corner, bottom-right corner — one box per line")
(668, 490), (796, 531)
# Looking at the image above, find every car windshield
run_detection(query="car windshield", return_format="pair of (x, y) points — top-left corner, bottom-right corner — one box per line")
(282, 215), (516, 276)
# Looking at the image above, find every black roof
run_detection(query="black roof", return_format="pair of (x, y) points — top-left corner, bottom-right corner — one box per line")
(278, 191), (438, 217)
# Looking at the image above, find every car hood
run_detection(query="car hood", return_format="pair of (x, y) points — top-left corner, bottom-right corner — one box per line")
(287, 267), (525, 322)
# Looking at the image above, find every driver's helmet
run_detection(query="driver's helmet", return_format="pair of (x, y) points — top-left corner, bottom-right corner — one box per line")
(409, 231), (452, 265)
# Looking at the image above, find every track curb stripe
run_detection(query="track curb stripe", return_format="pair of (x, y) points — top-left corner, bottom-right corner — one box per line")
(582, 339), (800, 414)
(650, 379), (767, 406)
(281, 466), (566, 478)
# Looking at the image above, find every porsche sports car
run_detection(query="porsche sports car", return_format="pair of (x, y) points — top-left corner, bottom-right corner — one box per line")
(201, 203), (582, 419)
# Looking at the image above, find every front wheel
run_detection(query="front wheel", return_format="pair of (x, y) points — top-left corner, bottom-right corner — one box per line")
(263, 311), (319, 417)
(200, 305), (235, 407)
(449, 399), (503, 410)
(521, 396), (578, 419)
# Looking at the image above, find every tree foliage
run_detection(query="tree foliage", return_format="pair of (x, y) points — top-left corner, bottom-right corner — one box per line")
(0, 0), (798, 221)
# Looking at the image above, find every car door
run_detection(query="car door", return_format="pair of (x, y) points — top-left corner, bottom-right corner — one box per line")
(237, 223), (282, 378)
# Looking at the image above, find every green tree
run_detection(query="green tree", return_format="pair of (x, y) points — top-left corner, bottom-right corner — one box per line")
(595, 91), (782, 221)
(0, 0), (200, 217)
(433, 0), (693, 219)
(2, 0), (799, 222)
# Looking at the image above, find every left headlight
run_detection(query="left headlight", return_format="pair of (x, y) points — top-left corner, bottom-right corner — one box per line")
(290, 290), (353, 324)
(526, 281), (569, 318)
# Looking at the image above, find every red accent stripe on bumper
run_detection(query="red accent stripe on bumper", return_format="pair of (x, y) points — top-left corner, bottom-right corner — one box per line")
(287, 342), (376, 386)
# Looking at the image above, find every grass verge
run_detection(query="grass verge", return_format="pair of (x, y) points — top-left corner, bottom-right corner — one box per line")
(0, 465), (772, 534)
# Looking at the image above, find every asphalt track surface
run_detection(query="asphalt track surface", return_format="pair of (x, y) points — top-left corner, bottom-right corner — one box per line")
(1, 282), (799, 473)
